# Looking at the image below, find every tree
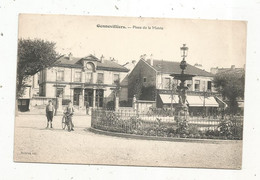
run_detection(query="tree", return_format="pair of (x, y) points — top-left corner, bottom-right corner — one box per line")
(213, 70), (245, 114)
(17, 39), (60, 98)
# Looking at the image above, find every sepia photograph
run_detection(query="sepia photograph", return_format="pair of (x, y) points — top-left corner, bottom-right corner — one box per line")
(14, 14), (246, 169)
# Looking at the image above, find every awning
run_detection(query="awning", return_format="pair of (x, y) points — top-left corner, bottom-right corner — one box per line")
(186, 95), (202, 107)
(159, 94), (178, 104)
(187, 95), (219, 107)
(215, 96), (228, 109)
(204, 97), (219, 107)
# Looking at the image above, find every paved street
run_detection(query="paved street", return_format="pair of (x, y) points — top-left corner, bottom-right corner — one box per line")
(14, 114), (242, 169)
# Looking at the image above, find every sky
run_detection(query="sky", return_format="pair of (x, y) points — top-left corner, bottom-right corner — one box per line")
(18, 14), (247, 71)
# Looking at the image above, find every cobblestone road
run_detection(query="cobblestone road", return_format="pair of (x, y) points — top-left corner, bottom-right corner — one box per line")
(14, 115), (242, 169)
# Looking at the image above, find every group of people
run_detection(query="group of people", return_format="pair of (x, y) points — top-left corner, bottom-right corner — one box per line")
(45, 100), (90, 132)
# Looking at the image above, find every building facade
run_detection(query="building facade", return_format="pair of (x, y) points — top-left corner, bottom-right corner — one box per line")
(38, 54), (129, 108)
(17, 73), (40, 111)
(128, 58), (221, 115)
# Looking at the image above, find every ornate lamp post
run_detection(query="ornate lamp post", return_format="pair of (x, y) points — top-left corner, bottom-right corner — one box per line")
(170, 44), (195, 133)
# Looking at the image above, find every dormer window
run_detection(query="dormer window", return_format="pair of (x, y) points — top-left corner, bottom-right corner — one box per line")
(86, 63), (94, 70)
(83, 62), (95, 72)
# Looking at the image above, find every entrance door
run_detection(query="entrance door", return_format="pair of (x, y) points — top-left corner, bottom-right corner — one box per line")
(73, 88), (81, 105)
(84, 89), (93, 107)
(96, 89), (104, 107)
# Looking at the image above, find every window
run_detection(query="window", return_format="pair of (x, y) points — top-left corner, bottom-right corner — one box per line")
(57, 70), (64, 81)
(194, 80), (200, 91)
(97, 73), (104, 84)
(86, 72), (93, 83)
(143, 77), (147, 83)
(113, 74), (120, 84)
(207, 81), (212, 91)
(74, 71), (81, 82)
(40, 85), (46, 96)
(42, 85), (46, 96)
(56, 88), (64, 97)
(186, 80), (193, 90)
(164, 78), (171, 90)
(22, 100), (27, 105)
(85, 62), (94, 71)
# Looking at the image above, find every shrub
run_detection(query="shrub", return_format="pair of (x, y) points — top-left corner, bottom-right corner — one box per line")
(176, 119), (189, 135)
(218, 120), (233, 137)
(188, 125), (199, 135)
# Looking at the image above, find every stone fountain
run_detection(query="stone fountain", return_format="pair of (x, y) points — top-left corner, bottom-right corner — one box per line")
(170, 44), (195, 132)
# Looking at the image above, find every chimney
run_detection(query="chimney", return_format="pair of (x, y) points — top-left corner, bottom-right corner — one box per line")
(132, 60), (136, 65)
(100, 55), (104, 63)
(231, 65), (235, 70)
(140, 54), (147, 60)
(150, 54), (154, 66)
(68, 53), (73, 60)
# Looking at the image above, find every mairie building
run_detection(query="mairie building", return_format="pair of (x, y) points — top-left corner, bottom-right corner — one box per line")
(38, 54), (129, 108)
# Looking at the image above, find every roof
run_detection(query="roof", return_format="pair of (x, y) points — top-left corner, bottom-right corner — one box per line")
(53, 55), (129, 72)
(147, 59), (214, 77)
(216, 68), (245, 75)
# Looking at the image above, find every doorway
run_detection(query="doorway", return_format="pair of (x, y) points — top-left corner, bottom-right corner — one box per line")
(73, 88), (81, 105)
(84, 89), (93, 107)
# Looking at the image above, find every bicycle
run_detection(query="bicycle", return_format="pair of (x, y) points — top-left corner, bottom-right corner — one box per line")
(61, 112), (70, 130)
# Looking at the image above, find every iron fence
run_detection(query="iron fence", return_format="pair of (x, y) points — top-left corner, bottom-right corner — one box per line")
(91, 109), (243, 139)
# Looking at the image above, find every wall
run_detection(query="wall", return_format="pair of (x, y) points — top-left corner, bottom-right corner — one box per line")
(39, 63), (129, 103)
(30, 97), (56, 106)
(128, 59), (157, 99)
(192, 76), (215, 92)
(136, 100), (156, 113)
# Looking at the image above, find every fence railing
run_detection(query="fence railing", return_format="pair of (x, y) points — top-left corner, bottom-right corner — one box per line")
(91, 109), (243, 139)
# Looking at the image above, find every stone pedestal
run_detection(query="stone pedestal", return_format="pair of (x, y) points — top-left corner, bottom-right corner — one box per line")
(115, 96), (119, 110)
(132, 95), (137, 113)
(93, 90), (96, 108)
(174, 104), (189, 134)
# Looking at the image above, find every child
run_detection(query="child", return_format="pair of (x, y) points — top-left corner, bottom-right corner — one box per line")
(46, 100), (55, 128)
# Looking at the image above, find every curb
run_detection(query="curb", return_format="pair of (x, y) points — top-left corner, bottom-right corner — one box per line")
(17, 113), (89, 116)
(88, 127), (242, 144)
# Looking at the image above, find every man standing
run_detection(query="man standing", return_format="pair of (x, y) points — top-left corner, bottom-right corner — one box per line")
(65, 101), (74, 131)
(46, 100), (55, 128)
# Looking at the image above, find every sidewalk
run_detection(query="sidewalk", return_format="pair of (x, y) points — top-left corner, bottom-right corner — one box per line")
(18, 107), (89, 116)
(13, 114), (242, 169)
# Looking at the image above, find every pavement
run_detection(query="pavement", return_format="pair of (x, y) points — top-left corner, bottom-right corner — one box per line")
(13, 114), (243, 169)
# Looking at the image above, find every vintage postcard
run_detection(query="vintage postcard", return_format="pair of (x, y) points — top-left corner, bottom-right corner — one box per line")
(14, 14), (246, 169)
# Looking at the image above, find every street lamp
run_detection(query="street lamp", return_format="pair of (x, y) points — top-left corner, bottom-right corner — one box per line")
(51, 67), (58, 116)
(170, 44), (194, 127)
(180, 44), (189, 58)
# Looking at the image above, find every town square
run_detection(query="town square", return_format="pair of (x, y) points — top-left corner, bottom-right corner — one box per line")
(13, 14), (246, 169)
